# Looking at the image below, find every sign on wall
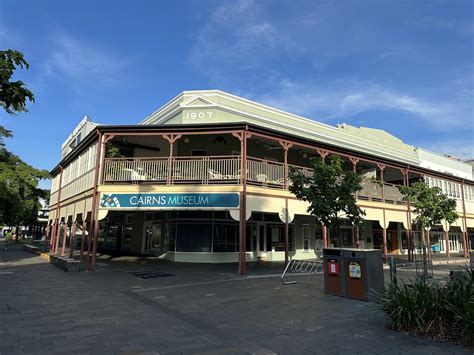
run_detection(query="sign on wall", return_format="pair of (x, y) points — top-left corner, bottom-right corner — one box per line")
(99, 193), (240, 209)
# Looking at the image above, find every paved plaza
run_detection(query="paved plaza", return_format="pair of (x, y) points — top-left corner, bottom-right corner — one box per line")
(0, 244), (470, 354)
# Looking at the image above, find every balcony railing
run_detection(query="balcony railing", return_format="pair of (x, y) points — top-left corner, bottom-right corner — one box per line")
(102, 156), (405, 204)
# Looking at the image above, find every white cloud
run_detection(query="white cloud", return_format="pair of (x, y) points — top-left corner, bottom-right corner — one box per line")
(190, 1), (473, 132)
(254, 78), (474, 130)
(43, 32), (128, 88)
(190, 0), (295, 83)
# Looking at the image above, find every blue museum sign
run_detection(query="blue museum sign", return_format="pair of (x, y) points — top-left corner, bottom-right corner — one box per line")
(100, 193), (240, 209)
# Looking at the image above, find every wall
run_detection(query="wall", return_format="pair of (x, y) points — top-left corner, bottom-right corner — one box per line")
(418, 148), (472, 179)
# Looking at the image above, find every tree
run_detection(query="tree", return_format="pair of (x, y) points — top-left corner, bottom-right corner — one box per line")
(288, 155), (365, 247)
(0, 49), (35, 115)
(0, 139), (50, 238)
(399, 181), (458, 276)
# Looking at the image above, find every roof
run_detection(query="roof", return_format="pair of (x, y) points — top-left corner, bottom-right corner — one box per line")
(140, 90), (419, 165)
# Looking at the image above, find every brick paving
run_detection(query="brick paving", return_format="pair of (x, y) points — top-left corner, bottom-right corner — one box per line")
(0, 243), (470, 354)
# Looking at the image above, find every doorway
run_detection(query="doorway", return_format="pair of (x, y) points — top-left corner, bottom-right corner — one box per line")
(245, 223), (266, 257)
(257, 223), (266, 257)
(144, 221), (163, 255)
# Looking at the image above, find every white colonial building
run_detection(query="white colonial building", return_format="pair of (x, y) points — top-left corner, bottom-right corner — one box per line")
(47, 90), (474, 272)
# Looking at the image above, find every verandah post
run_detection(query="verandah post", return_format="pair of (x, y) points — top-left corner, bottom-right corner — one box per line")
(163, 134), (182, 185)
(317, 149), (329, 248)
(233, 130), (250, 275)
(279, 140), (293, 266)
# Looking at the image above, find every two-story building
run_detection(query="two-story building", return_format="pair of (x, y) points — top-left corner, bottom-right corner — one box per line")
(47, 90), (474, 273)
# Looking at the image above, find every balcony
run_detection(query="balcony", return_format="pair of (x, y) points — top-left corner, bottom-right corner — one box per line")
(103, 156), (404, 204)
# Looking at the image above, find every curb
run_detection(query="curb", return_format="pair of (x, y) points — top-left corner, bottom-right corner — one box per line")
(383, 259), (469, 269)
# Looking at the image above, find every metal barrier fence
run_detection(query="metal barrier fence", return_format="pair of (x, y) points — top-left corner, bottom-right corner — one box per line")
(389, 256), (434, 283)
(281, 259), (323, 285)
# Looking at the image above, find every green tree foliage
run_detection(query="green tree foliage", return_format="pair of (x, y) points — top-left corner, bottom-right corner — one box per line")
(0, 130), (49, 227)
(288, 155), (365, 234)
(373, 267), (473, 347)
(0, 49), (35, 115)
(399, 181), (458, 230)
(105, 141), (123, 158)
(0, 51), (48, 229)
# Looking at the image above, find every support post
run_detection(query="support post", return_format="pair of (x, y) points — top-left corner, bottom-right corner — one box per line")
(284, 198), (289, 266)
(322, 225), (328, 248)
(279, 140), (293, 266)
(54, 221), (62, 255)
(426, 229), (431, 260)
(50, 221), (57, 254)
(349, 157), (359, 201)
(444, 229), (450, 260)
(377, 163), (385, 202)
(233, 131), (250, 275)
(69, 221), (77, 259)
(460, 181), (469, 259)
(90, 132), (109, 271)
(382, 228), (388, 262)
(61, 222), (68, 256)
(87, 131), (104, 271)
(80, 220), (86, 262)
(402, 168), (413, 261)
(163, 134), (182, 185)
(51, 166), (64, 255)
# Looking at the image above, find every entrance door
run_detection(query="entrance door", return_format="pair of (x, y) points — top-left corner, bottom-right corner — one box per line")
(144, 222), (153, 254)
(257, 223), (266, 257)
(246, 224), (257, 252)
(143, 222), (163, 255)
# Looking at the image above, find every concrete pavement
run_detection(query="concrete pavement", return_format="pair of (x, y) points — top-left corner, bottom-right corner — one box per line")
(0, 243), (470, 354)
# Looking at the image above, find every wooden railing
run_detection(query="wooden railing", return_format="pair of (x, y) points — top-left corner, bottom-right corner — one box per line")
(102, 156), (405, 204)
(172, 156), (241, 184)
(358, 179), (404, 204)
(247, 157), (285, 187)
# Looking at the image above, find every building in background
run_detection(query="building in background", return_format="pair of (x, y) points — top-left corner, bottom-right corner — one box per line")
(1, 199), (49, 240)
(47, 90), (474, 272)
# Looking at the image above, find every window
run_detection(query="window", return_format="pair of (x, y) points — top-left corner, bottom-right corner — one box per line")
(213, 223), (238, 252)
(176, 223), (212, 252)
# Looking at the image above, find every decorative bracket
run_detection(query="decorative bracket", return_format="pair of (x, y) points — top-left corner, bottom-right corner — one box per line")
(163, 134), (182, 144)
(232, 131), (252, 142)
(349, 157), (359, 165)
(316, 148), (329, 160)
(278, 140), (293, 151)
(103, 134), (115, 144)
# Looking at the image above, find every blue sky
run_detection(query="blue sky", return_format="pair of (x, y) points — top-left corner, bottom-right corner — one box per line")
(1, 0), (473, 184)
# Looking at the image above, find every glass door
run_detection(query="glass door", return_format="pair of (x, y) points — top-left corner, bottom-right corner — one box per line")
(257, 223), (266, 257)
(144, 222), (153, 254)
(246, 224), (257, 252)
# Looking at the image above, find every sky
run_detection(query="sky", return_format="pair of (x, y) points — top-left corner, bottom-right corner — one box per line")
(1, 0), (473, 187)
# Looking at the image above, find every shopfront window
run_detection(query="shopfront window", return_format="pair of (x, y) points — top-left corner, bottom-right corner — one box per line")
(213, 223), (238, 252)
(266, 224), (294, 251)
(176, 223), (212, 252)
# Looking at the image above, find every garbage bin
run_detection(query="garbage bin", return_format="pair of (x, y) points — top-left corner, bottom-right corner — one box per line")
(323, 248), (345, 297)
(323, 248), (384, 302)
(342, 249), (384, 301)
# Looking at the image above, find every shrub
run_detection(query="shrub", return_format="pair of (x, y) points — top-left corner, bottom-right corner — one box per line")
(373, 267), (474, 348)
